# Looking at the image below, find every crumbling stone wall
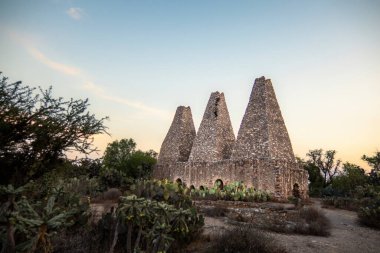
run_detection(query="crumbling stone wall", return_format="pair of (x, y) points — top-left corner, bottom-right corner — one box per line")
(154, 76), (309, 199)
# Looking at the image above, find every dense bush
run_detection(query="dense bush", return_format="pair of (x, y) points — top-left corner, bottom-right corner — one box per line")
(128, 179), (193, 208)
(322, 197), (358, 211)
(0, 184), (90, 253)
(330, 163), (368, 197)
(103, 138), (157, 179)
(358, 197), (380, 229)
(99, 167), (133, 190)
(51, 180), (204, 253)
(322, 185), (380, 211)
(206, 225), (287, 253)
(190, 181), (272, 202)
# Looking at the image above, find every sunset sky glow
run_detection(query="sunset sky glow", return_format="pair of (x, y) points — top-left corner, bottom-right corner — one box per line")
(1, 0), (379, 170)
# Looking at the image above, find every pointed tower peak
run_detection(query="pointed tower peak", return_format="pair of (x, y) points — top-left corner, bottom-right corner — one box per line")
(158, 106), (196, 163)
(232, 77), (295, 162)
(189, 91), (235, 162)
(177, 105), (191, 110)
(256, 76), (266, 81)
(254, 76), (272, 84)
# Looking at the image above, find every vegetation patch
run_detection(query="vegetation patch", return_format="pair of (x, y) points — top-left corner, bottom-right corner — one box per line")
(357, 197), (380, 229)
(205, 225), (287, 253)
(190, 181), (272, 202)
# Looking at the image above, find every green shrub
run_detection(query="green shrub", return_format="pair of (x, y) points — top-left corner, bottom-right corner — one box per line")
(358, 197), (380, 229)
(322, 197), (358, 211)
(0, 184), (90, 253)
(128, 179), (193, 209)
(54, 180), (204, 253)
(90, 194), (203, 253)
(190, 181), (272, 202)
(99, 167), (132, 190)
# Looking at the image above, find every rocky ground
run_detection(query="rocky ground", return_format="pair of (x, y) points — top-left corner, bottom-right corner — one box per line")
(188, 199), (380, 253)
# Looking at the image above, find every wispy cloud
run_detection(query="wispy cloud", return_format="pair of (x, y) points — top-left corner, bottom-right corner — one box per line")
(66, 7), (84, 20)
(83, 82), (171, 119)
(6, 29), (171, 119)
(28, 47), (81, 76)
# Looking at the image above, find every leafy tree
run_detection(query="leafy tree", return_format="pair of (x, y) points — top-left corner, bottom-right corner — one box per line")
(362, 152), (380, 169)
(102, 139), (157, 179)
(362, 152), (380, 185)
(332, 163), (368, 196)
(306, 149), (341, 187)
(0, 73), (108, 186)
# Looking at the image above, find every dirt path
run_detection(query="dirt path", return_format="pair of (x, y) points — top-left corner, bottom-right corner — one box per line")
(272, 199), (380, 253)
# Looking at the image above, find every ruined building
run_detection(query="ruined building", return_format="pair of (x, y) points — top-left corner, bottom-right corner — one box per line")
(154, 76), (308, 199)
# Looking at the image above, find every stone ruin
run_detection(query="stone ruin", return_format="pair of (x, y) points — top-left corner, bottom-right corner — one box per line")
(153, 76), (308, 199)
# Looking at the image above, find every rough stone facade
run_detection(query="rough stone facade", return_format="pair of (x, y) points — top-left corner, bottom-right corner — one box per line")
(158, 106), (196, 163)
(154, 76), (308, 199)
(189, 92), (235, 162)
(232, 77), (295, 162)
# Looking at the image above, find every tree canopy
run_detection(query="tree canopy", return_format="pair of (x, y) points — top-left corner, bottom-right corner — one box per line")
(103, 138), (157, 179)
(362, 152), (380, 185)
(0, 73), (108, 186)
(306, 149), (341, 187)
(331, 162), (368, 196)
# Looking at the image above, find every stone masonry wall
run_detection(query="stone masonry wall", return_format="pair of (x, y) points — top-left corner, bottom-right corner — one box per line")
(158, 106), (196, 163)
(231, 77), (295, 162)
(153, 76), (309, 199)
(189, 92), (235, 162)
(154, 159), (308, 199)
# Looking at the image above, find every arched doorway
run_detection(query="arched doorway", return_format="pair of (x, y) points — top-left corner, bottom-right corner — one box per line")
(292, 183), (300, 198)
(190, 185), (195, 190)
(199, 185), (205, 191)
(215, 179), (224, 190)
(176, 178), (182, 185)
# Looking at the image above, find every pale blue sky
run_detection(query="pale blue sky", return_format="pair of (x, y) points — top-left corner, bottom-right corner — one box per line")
(1, 0), (379, 169)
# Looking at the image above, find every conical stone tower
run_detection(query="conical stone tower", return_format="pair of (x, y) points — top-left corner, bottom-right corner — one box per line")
(158, 106), (196, 163)
(232, 77), (295, 162)
(189, 92), (235, 162)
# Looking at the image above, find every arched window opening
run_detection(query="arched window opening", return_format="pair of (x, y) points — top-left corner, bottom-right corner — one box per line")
(199, 185), (205, 191)
(215, 179), (224, 190)
(176, 178), (182, 185)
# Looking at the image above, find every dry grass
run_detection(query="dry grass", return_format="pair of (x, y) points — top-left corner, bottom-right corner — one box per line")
(296, 206), (331, 236)
(264, 206), (331, 236)
(205, 225), (287, 253)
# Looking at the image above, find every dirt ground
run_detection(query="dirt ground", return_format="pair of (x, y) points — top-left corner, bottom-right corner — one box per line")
(271, 199), (380, 253)
(190, 199), (380, 253)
